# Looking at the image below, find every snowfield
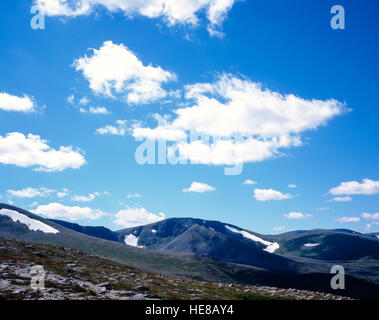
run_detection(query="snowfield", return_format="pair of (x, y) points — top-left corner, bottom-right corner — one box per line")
(0, 209), (59, 234)
(124, 234), (144, 248)
(225, 225), (280, 253)
(303, 243), (320, 247)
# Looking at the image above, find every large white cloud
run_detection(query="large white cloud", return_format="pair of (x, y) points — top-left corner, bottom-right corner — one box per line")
(182, 181), (216, 193)
(33, 0), (236, 36)
(329, 179), (379, 196)
(113, 207), (165, 228)
(132, 74), (346, 166)
(179, 74), (345, 137)
(0, 92), (35, 112)
(34, 203), (107, 220)
(254, 188), (292, 201)
(73, 41), (176, 104)
(0, 132), (86, 172)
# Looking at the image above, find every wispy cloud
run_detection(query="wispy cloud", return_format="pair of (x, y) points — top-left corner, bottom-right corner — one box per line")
(242, 179), (257, 185)
(284, 212), (312, 219)
(80, 106), (110, 115)
(327, 196), (353, 202)
(126, 193), (142, 199)
(7, 187), (55, 198)
(96, 120), (128, 136)
(337, 216), (360, 223)
(71, 192), (100, 202)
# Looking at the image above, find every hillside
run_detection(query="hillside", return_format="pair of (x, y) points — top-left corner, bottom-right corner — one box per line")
(1, 203), (379, 299)
(0, 237), (351, 300)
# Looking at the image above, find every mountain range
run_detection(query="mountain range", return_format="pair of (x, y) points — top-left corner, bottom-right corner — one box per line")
(1, 203), (379, 299)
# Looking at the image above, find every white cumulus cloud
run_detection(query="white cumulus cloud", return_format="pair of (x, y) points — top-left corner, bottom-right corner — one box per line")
(34, 203), (107, 220)
(254, 188), (292, 201)
(0, 132), (86, 172)
(73, 41), (176, 104)
(113, 207), (165, 228)
(183, 181), (216, 193)
(33, 0), (237, 36)
(329, 178), (379, 196)
(0, 92), (35, 112)
(132, 74), (346, 166)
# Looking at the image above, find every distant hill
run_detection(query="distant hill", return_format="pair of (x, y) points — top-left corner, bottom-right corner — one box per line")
(272, 229), (379, 260)
(49, 219), (121, 242)
(118, 219), (296, 271)
(117, 218), (379, 262)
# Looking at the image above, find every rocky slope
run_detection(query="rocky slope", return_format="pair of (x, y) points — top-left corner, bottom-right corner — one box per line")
(0, 237), (350, 300)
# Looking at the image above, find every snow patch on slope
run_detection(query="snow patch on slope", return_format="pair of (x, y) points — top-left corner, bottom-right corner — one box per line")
(304, 243), (320, 247)
(124, 234), (144, 248)
(0, 209), (59, 234)
(225, 225), (279, 253)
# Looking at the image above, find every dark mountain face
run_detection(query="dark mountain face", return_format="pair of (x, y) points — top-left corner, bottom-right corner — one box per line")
(273, 230), (379, 261)
(117, 218), (379, 264)
(49, 219), (121, 243)
(157, 224), (298, 272)
(117, 218), (292, 270)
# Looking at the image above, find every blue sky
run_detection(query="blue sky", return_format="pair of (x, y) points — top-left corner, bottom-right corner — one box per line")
(0, 0), (378, 234)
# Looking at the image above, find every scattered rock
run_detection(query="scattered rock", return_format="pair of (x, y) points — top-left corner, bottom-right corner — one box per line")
(98, 282), (112, 290)
(33, 252), (45, 258)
